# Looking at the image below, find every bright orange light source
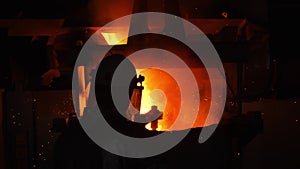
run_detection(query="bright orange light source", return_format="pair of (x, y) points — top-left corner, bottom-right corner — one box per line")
(137, 68), (181, 131)
(78, 66), (88, 117)
(136, 68), (216, 131)
(101, 32), (128, 45)
(145, 121), (163, 131)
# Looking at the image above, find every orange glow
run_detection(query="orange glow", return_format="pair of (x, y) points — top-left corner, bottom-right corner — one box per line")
(77, 66), (90, 117)
(78, 66), (86, 117)
(145, 121), (163, 131)
(137, 68), (181, 131)
(136, 68), (219, 131)
(101, 32), (128, 45)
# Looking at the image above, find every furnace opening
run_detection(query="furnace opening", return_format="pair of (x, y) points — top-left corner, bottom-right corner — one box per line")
(134, 67), (215, 131)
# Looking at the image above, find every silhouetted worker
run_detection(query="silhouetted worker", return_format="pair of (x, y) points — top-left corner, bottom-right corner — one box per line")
(53, 54), (147, 169)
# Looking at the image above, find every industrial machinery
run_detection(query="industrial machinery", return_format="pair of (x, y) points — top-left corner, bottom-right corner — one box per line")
(46, 51), (263, 169)
(2, 1), (267, 168)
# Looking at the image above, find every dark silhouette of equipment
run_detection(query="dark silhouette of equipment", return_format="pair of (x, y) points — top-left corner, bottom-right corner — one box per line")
(49, 53), (263, 169)
(146, 105), (163, 130)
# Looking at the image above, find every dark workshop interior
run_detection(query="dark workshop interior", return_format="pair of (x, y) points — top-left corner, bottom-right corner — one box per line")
(0, 0), (300, 169)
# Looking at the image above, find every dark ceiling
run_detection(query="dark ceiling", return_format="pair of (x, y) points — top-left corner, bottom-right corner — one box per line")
(0, 0), (300, 97)
(0, 0), (269, 23)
